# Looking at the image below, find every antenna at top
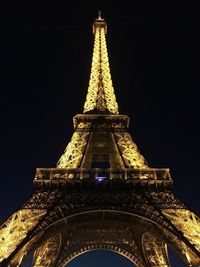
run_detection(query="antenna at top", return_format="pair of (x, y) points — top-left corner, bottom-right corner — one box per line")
(98, 10), (102, 19)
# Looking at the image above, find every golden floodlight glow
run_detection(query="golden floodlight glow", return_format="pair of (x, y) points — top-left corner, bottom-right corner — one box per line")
(0, 14), (200, 267)
(0, 210), (46, 262)
(83, 17), (119, 114)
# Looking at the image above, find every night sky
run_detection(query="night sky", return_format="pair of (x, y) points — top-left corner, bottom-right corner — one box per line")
(1, 1), (200, 266)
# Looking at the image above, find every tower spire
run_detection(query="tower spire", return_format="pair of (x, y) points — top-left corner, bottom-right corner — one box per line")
(98, 10), (102, 20)
(83, 15), (119, 114)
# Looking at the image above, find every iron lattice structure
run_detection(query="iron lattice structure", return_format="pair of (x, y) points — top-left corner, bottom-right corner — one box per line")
(0, 15), (200, 267)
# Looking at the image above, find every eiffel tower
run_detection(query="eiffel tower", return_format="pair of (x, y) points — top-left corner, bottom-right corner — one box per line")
(0, 14), (200, 267)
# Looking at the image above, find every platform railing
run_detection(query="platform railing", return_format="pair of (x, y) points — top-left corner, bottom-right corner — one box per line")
(35, 168), (171, 181)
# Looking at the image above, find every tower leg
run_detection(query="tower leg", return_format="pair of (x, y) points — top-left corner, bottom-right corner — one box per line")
(162, 208), (200, 266)
(142, 233), (171, 266)
(0, 209), (46, 264)
(31, 234), (62, 267)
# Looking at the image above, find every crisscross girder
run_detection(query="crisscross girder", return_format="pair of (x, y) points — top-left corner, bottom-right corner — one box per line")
(83, 17), (119, 114)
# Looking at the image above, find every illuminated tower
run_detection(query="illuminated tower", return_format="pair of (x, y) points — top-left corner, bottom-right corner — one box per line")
(0, 14), (200, 267)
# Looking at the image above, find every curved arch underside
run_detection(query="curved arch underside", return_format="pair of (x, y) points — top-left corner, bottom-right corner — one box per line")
(2, 191), (200, 267)
(8, 207), (199, 267)
(27, 216), (171, 267)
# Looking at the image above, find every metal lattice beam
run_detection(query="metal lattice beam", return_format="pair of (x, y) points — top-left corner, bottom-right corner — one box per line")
(83, 17), (119, 114)
(0, 209), (46, 263)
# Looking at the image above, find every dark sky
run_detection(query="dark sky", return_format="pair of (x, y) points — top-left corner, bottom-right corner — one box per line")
(1, 1), (200, 266)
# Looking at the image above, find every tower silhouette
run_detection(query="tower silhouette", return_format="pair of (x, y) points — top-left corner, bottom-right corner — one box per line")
(0, 15), (200, 267)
